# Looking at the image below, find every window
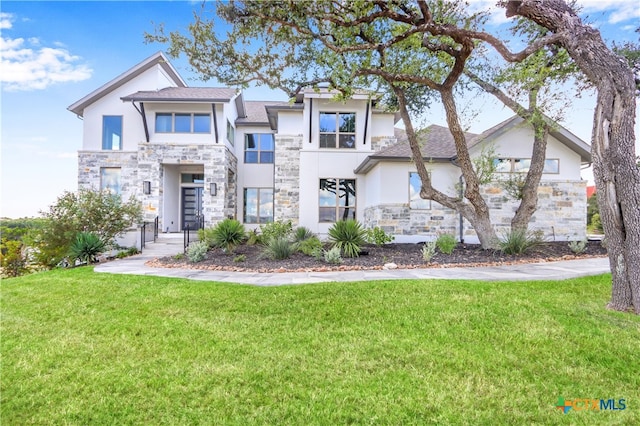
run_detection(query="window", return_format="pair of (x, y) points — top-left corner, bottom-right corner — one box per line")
(494, 158), (560, 174)
(319, 179), (356, 222)
(244, 188), (273, 224)
(100, 168), (121, 194)
(245, 134), (275, 163)
(319, 112), (356, 148)
(155, 113), (211, 133)
(181, 174), (204, 184)
(409, 172), (431, 209)
(226, 120), (235, 146)
(102, 116), (122, 150)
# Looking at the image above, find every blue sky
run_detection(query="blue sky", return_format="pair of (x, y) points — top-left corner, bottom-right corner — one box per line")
(1, 0), (638, 218)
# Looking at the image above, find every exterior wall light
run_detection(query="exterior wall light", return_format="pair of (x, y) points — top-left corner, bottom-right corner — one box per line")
(210, 182), (217, 196)
(143, 181), (151, 195)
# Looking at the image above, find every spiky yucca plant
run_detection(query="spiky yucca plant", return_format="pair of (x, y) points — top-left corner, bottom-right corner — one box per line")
(328, 219), (366, 258)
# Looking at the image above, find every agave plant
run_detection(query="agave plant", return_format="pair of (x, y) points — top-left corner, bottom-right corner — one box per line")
(328, 219), (366, 258)
(69, 232), (106, 264)
(210, 218), (245, 253)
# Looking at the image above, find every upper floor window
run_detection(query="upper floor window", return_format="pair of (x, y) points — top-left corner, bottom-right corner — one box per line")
(409, 172), (431, 210)
(319, 112), (356, 149)
(100, 167), (121, 194)
(102, 116), (122, 150)
(226, 120), (235, 146)
(245, 134), (274, 164)
(155, 113), (211, 133)
(319, 178), (356, 222)
(494, 158), (559, 174)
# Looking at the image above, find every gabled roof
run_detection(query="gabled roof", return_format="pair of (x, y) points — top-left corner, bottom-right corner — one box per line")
(354, 125), (476, 174)
(236, 101), (291, 125)
(68, 52), (186, 117)
(355, 115), (592, 174)
(121, 87), (238, 103)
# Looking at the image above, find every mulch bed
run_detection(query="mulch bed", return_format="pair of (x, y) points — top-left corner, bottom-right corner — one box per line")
(148, 240), (608, 273)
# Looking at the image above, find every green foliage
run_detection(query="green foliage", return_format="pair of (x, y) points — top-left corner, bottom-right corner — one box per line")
(115, 247), (139, 259)
(364, 226), (394, 246)
(173, 253), (185, 261)
(500, 173), (527, 200)
(31, 189), (142, 268)
(323, 246), (343, 265)
(69, 232), (106, 265)
(233, 254), (247, 263)
(498, 229), (545, 255)
(586, 195), (602, 232)
(435, 234), (457, 255)
(209, 219), (245, 253)
(0, 217), (46, 242)
(260, 220), (293, 243)
(260, 236), (296, 260)
(568, 240), (588, 254)
(0, 240), (28, 278)
(245, 229), (262, 246)
(590, 213), (604, 234)
(328, 220), (366, 258)
(292, 226), (315, 242)
(298, 236), (323, 257)
(421, 241), (437, 262)
(472, 144), (498, 185)
(186, 241), (209, 263)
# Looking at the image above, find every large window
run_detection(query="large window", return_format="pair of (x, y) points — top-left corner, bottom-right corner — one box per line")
(409, 172), (431, 210)
(319, 112), (356, 148)
(244, 188), (273, 224)
(155, 113), (211, 133)
(494, 158), (559, 174)
(319, 179), (356, 222)
(102, 116), (122, 150)
(100, 168), (121, 194)
(245, 134), (274, 163)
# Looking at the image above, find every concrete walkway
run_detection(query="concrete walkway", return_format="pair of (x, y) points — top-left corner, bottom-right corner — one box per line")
(95, 235), (611, 286)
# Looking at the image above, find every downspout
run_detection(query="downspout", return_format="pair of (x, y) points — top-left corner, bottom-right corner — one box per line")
(363, 100), (370, 145)
(212, 104), (219, 144)
(130, 101), (149, 142)
(308, 98), (313, 144)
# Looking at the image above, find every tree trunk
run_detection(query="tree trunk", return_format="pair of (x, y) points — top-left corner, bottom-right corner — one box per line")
(505, 0), (640, 313)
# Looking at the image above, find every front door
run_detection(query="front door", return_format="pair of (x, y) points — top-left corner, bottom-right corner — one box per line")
(182, 187), (204, 230)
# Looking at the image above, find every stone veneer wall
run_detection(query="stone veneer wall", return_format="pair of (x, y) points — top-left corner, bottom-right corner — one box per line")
(364, 180), (587, 242)
(274, 135), (303, 225)
(137, 143), (236, 227)
(371, 136), (397, 152)
(78, 151), (139, 197)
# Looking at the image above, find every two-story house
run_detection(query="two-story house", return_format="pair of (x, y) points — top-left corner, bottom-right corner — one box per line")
(69, 52), (591, 247)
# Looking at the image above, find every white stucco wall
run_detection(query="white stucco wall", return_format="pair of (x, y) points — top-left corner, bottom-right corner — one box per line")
(81, 66), (178, 151)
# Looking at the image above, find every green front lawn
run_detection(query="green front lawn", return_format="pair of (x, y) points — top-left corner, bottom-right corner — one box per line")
(2, 269), (638, 424)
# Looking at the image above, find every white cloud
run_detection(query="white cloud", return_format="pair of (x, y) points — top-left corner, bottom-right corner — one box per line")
(0, 14), (92, 91)
(576, 0), (640, 24)
(0, 12), (13, 29)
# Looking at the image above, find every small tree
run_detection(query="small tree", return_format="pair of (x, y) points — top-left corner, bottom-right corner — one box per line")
(32, 189), (142, 268)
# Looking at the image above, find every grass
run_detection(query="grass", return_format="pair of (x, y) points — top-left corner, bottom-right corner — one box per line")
(2, 268), (639, 425)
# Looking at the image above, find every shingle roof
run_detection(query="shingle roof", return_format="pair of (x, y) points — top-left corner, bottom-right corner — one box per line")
(377, 125), (478, 159)
(236, 101), (291, 125)
(121, 87), (238, 102)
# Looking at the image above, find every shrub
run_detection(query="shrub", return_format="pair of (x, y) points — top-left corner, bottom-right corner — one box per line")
(364, 226), (394, 246)
(328, 219), (366, 258)
(293, 226), (315, 242)
(498, 229), (545, 255)
(298, 235), (323, 256)
(69, 232), (106, 265)
(0, 240), (28, 278)
(210, 219), (245, 253)
(435, 234), (457, 255)
(421, 241), (437, 262)
(186, 241), (209, 263)
(245, 229), (262, 246)
(233, 254), (247, 263)
(590, 213), (604, 234)
(568, 239), (588, 254)
(32, 189), (142, 268)
(260, 236), (297, 260)
(260, 220), (293, 243)
(323, 246), (343, 264)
